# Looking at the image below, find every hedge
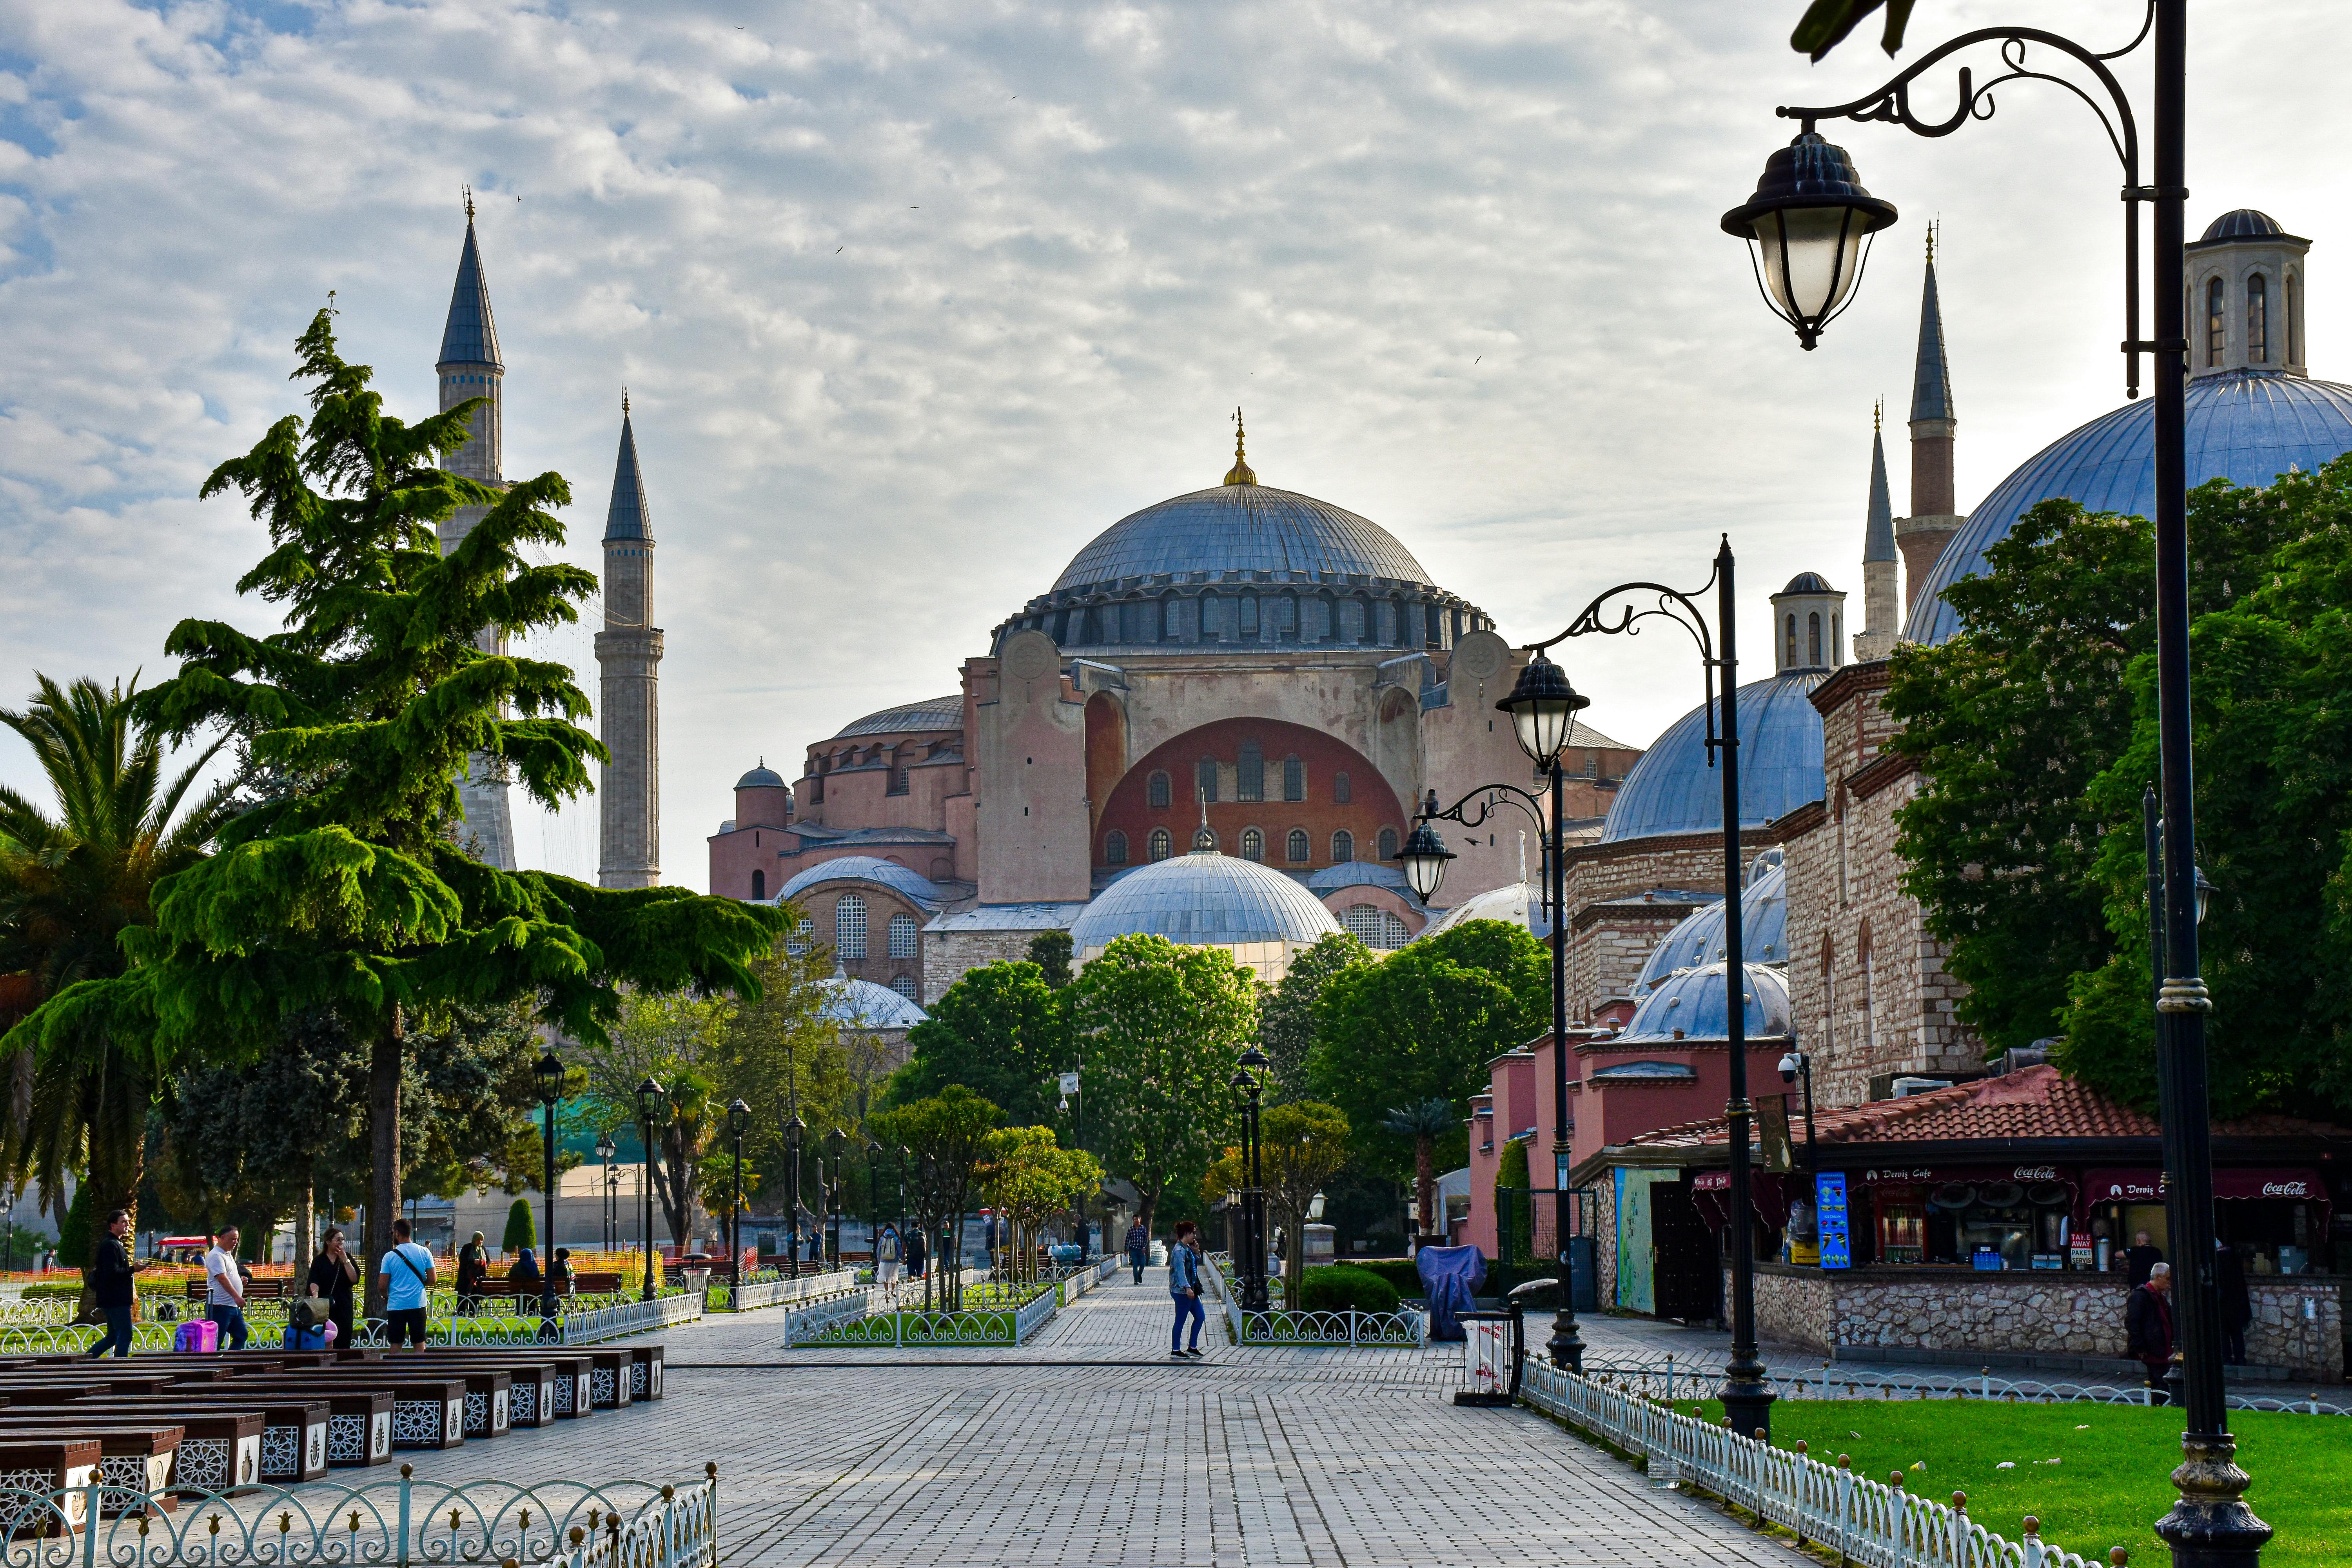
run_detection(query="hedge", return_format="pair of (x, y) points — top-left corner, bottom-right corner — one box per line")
(1294, 1263), (1400, 1314)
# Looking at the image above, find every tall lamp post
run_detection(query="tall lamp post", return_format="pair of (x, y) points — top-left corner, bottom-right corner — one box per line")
(635, 1078), (664, 1301)
(783, 1112), (806, 1280)
(534, 1049), (565, 1332)
(1237, 1045), (1272, 1311)
(826, 1127), (846, 1271)
(1730, 11), (2261, 1558)
(595, 1133), (617, 1251)
(725, 1100), (750, 1285)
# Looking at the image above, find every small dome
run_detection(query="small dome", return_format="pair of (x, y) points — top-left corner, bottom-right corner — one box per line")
(1617, 961), (1793, 1042)
(735, 763), (788, 790)
(1907, 373), (2352, 644)
(1051, 485), (1436, 593)
(1070, 849), (1341, 952)
(1778, 572), (1833, 595)
(1601, 673), (1828, 843)
(819, 974), (928, 1031)
(1417, 880), (1552, 943)
(777, 855), (944, 909)
(833, 697), (962, 739)
(2199, 209), (2283, 242)
(1635, 853), (1787, 990)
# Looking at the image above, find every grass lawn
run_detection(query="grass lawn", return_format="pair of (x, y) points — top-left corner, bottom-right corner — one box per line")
(1680, 1397), (2348, 1567)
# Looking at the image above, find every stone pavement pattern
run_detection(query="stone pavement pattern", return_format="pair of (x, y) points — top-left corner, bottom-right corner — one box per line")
(386, 1267), (1799, 1566)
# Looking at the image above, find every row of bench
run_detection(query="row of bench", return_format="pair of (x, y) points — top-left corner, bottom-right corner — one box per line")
(0, 1342), (666, 1514)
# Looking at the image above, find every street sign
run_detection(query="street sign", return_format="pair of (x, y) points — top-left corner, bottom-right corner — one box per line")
(1816, 1172), (1851, 1270)
(1058, 1072), (1081, 1095)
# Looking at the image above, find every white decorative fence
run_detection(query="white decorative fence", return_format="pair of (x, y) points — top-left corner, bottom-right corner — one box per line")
(1578, 1355), (2351, 1418)
(1521, 1361), (2111, 1568)
(709, 1270), (858, 1313)
(557, 1292), (704, 1345)
(1202, 1257), (1425, 1347)
(0, 1471), (719, 1568)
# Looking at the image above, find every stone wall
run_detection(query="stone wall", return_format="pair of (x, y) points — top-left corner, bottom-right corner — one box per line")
(924, 924), (1052, 1004)
(1742, 1264), (2345, 1380)
(1566, 898), (1702, 1019)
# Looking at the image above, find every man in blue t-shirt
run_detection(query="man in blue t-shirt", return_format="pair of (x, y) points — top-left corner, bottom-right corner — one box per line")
(374, 1218), (437, 1349)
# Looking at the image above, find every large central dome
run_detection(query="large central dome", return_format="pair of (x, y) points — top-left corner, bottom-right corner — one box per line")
(1053, 484), (1436, 593)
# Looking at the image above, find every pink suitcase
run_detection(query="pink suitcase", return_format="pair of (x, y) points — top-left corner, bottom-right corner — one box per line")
(173, 1318), (219, 1353)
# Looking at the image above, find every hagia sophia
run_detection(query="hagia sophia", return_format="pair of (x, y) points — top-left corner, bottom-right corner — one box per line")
(430, 200), (2352, 1127)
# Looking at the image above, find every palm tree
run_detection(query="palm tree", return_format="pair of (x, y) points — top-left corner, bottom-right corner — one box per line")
(1383, 1097), (1457, 1247)
(0, 675), (236, 1284)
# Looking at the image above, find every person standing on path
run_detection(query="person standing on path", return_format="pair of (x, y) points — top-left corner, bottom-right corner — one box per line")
(1125, 1219), (1149, 1284)
(307, 1227), (359, 1349)
(877, 1225), (902, 1303)
(87, 1208), (145, 1357)
(203, 1224), (250, 1350)
(1168, 1220), (1205, 1359)
(375, 1218), (436, 1350)
(2125, 1260), (2176, 1399)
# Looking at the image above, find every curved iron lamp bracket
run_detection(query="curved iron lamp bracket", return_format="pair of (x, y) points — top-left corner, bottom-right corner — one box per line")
(1527, 564), (1725, 769)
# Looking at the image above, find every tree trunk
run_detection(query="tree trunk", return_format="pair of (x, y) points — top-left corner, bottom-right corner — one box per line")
(365, 1005), (403, 1316)
(1415, 1136), (1436, 1240)
(295, 1165), (315, 1272)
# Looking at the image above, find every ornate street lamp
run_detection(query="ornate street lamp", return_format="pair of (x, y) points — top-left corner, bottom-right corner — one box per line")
(534, 1049), (565, 1331)
(1393, 821), (1457, 905)
(783, 1112), (806, 1280)
(725, 1100), (751, 1285)
(1749, 16), (2262, 1558)
(635, 1077), (664, 1301)
(1238, 1046), (1272, 1311)
(594, 1133), (617, 1252)
(1719, 133), (1896, 350)
(826, 1126), (847, 1271)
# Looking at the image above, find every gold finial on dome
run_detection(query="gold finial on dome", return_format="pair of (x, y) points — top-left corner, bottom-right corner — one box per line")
(463, 185), (475, 221)
(1223, 407), (1256, 486)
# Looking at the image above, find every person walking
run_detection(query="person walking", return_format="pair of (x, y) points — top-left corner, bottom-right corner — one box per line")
(877, 1225), (902, 1304)
(375, 1218), (437, 1350)
(2125, 1229), (2164, 1287)
(454, 1231), (488, 1316)
(1125, 1218), (1149, 1285)
(1168, 1220), (1205, 1360)
(2216, 1239), (2252, 1366)
(203, 1224), (250, 1350)
(904, 1225), (926, 1281)
(2126, 1260), (2176, 1401)
(306, 1227), (360, 1350)
(87, 1209), (145, 1358)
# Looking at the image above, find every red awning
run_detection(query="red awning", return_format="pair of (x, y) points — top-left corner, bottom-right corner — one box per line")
(1858, 1163), (2073, 1187)
(1693, 1171), (1730, 1191)
(2211, 1168), (2329, 1203)
(2081, 1168), (2164, 1204)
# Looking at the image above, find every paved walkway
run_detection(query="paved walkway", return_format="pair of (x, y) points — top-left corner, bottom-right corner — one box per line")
(389, 1267), (1802, 1566)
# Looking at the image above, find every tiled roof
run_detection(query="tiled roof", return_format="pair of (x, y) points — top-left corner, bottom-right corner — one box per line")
(1617, 1065), (2352, 1152)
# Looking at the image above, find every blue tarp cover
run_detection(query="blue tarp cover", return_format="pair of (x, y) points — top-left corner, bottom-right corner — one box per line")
(1416, 1245), (1485, 1341)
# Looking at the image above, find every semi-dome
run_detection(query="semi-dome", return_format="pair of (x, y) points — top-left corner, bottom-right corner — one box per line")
(1907, 372), (2352, 643)
(1617, 961), (1793, 1043)
(776, 855), (944, 909)
(735, 762), (788, 790)
(1070, 848), (1341, 955)
(1600, 673), (1828, 843)
(1634, 853), (1787, 990)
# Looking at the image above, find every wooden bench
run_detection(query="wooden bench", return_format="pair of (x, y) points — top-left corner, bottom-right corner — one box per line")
(0, 1439), (100, 1534)
(0, 1419), (180, 1512)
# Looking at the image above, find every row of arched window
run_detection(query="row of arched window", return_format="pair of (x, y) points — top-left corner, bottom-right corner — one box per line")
(1105, 825), (1396, 867)
(776, 895), (920, 962)
(1034, 590), (1477, 652)
(1339, 904), (1412, 950)
(2198, 269), (2300, 368)
(1782, 610), (1843, 670)
(1149, 754), (1346, 807)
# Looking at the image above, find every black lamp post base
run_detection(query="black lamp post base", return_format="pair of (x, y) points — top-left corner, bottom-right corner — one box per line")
(1720, 1379), (1777, 1443)
(2156, 1433), (2272, 1568)
(1546, 1309), (1584, 1373)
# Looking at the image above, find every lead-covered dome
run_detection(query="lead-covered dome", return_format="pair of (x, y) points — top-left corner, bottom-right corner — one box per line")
(1634, 852), (1788, 989)
(1907, 372), (2352, 643)
(1617, 961), (1793, 1042)
(1054, 485), (1434, 591)
(1071, 849), (1341, 955)
(1601, 673), (1828, 843)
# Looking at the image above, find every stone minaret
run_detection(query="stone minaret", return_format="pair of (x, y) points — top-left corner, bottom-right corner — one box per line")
(1852, 402), (1901, 660)
(437, 191), (517, 871)
(595, 396), (662, 888)
(1893, 226), (1964, 612)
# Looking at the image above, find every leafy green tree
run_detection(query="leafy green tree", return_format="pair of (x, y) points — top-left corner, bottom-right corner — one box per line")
(726, 936), (854, 1208)
(502, 1196), (535, 1254)
(1308, 943), (1514, 1179)
(870, 1084), (1000, 1307)
(888, 960), (1062, 1125)
(1383, 1097), (1457, 1243)
(1255, 931), (1370, 1101)
(1068, 934), (1254, 1231)
(979, 1125), (1100, 1279)
(1789, 0), (1919, 62)
(2, 314), (782, 1310)
(1415, 918), (1551, 1043)
(1259, 1101), (1350, 1299)
(1025, 931), (1073, 989)
(1888, 488), (2322, 1060)
(1493, 1138), (1532, 1265)
(0, 675), (237, 1286)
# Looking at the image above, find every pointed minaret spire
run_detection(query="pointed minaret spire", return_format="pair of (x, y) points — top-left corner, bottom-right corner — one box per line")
(1223, 407), (1257, 486)
(597, 398), (664, 890)
(1853, 401), (1901, 661)
(1893, 222), (1964, 617)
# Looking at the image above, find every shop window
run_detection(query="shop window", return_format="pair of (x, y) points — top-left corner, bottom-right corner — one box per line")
(1238, 741), (1264, 801)
(1105, 829), (1129, 866)
(1283, 755), (1304, 801)
(888, 913), (918, 959)
(835, 893), (868, 959)
(1331, 829), (1354, 864)
(1287, 829), (1310, 864)
(1147, 770), (1171, 809)
(750, 869), (766, 901)
(1240, 827), (1264, 862)
(1149, 828), (1172, 862)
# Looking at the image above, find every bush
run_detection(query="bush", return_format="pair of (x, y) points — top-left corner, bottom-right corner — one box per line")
(1295, 1263), (1400, 1314)
(56, 1187), (91, 1272)
(502, 1198), (536, 1253)
(1345, 1258), (1423, 1297)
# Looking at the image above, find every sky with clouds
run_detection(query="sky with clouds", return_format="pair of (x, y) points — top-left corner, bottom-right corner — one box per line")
(2, 0), (2345, 887)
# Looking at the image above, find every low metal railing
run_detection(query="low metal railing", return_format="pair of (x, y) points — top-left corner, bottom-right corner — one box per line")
(1201, 1257), (1423, 1347)
(7, 1291), (702, 1356)
(1579, 1355), (2352, 1418)
(706, 1270), (858, 1313)
(785, 1280), (1056, 1348)
(0, 1468), (719, 1568)
(1522, 1362), (2112, 1568)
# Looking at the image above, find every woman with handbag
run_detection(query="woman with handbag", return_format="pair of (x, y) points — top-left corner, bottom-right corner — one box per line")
(305, 1227), (359, 1351)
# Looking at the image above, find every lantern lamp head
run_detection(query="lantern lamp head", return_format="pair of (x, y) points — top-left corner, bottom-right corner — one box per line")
(635, 1076), (664, 1123)
(1721, 131), (1898, 349)
(534, 1050), (565, 1109)
(1395, 820), (1457, 903)
(1494, 650), (1588, 768)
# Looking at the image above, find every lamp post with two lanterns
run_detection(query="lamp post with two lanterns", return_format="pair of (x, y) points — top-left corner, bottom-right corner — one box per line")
(1230, 1046), (1272, 1312)
(725, 1100), (751, 1285)
(595, 1133), (617, 1252)
(534, 1049), (566, 1331)
(783, 1112), (806, 1280)
(635, 1078), (665, 1301)
(826, 1127), (846, 1271)
(1721, 7), (2259, 1556)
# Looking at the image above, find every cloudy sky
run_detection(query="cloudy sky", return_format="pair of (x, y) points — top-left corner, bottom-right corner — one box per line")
(2, 0), (2345, 887)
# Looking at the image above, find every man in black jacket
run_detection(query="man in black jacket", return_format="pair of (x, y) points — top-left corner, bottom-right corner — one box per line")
(87, 1209), (145, 1357)
(2125, 1261), (2176, 1400)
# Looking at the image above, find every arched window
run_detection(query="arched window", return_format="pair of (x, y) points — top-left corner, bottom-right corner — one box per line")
(1832, 612), (1842, 663)
(1240, 827), (1264, 862)
(1196, 757), (1218, 803)
(1377, 827), (1399, 862)
(1332, 829), (1354, 864)
(1240, 594), (1260, 639)
(1161, 595), (1180, 642)
(1807, 612), (1822, 667)
(750, 869), (766, 901)
(1104, 829), (1129, 866)
(1340, 597), (1366, 643)
(1334, 771), (1352, 804)
(888, 913), (918, 958)
(1858, 926), (1877, 1054)
(1287, 829), (1310, 864)
(1784, 613), (1798, 668)
(890, 976), (919, 1001)
(1282, 755), (1304, 802)
(2288, 272), (2303, 363)
(1237, 741), (1264, 801)
(1276, 593), (1299, 639)
(1342, 905), (1408, 950)
(787, 917), (813, 956)
(1200, 592), (1221, 642)
(1149, 828), (1172, 862)
(2207, 275), (2227, 366)
(835, 894), (869, 959)
(1147, 771), (1171, 810)
(2248, 272), (2269, 363)
(888, 764), (909, 795)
